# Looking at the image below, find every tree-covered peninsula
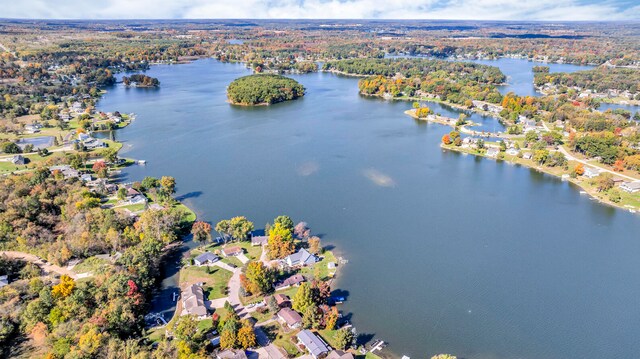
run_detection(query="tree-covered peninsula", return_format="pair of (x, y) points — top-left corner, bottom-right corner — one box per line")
(227, 74), (305, 105)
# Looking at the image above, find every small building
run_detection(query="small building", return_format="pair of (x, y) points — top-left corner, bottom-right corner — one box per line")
(278, 308), (302, 329)
(327, 262), (337, 270)
(261, 344), (287, 359)
(620, 181), (640, 193)
(506, 148), (519, 156)
(283, 248), (318, 268)
(0, 275), (9, 288)
(182, 284), (208, 319)
(274, 293), (291, 307)
(274, 273), (306, 290)
(217, 349), (248, 359)
(11, 155), (26, 165)
(129, 195), (148, 205)
(194, 252), (219, 266)
(583, 167), (601, 179)
(297, 329), (330, 359)
(251, 235), (268, 246)
(327, 350), (355, 359)
(222, 246), (243, 257)
(523, 152), (533, 160)
(486, 147), (500, 158)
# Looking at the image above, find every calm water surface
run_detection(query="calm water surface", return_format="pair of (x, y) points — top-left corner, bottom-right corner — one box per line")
(98, 59), (640, 359)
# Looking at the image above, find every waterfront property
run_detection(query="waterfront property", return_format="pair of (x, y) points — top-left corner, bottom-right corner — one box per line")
(194, 252), (219, 266)
(277, 307), (302, 329)
(620, 181), (640, 193)
(181, 284), (208, 319)
(297, 329), (330, 359)
(283, 248), (318, 268)
(583, 167), (602, 179)
(222, 246), (244, 257)
(274, 273), (306, 290)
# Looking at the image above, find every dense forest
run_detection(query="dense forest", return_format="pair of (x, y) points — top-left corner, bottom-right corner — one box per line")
(226, 74), (305, 105)
(323, 58), (506, 84)
(122, 74), (160, 87)
(534, 67), (640, 96)
(0, 171), (193, 357)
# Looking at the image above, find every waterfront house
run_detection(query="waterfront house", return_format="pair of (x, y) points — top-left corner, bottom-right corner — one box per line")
(222, 246), (243, 257)
(194, 252), (219, 266)
(283, 248), (318, 268)
(251, 234), (269, 246)
(583, 167), (601, 179)
(11, 155), (26, 165)
(523, 152), (533, 160)
(24, 124), (40, 134)
(277, 307), (302, 329)
(129, 195), (148, 205)
(217, 349), (248, 359)
(486, 147), (500, 158)
(49, 165), (79, 179)
(620, 181), (640, 193)
(181, 284), (208, 319)
(274, 273), (306, 290)
(327, 350), (355, 359)
(297, 329), (330, 359)
(506, 148), (519, 156)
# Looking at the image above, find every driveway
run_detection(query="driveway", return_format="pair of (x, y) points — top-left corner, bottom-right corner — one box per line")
(558, 147), (639, 181)
(0, 251), (78, 279)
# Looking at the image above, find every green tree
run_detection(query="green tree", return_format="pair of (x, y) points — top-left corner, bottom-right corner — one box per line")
(292, 282), (314, 314)
(244, 261), (272, 295)
(174, 315), (198, 341)
(334, 328), (354, 350)
(274, 215), (294, 232)
(302, 305), (321, 329)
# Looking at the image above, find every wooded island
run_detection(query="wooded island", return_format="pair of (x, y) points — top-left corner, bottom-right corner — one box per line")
(227, 74), (305, 106)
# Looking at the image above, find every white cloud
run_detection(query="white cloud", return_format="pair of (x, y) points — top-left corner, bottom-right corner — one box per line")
(1, 0), (637, 20)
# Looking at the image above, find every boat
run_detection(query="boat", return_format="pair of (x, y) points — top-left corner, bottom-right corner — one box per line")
(137, 160), (146, 165)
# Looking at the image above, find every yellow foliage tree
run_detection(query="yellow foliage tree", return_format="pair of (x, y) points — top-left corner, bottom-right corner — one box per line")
(52, 275), (75, 299)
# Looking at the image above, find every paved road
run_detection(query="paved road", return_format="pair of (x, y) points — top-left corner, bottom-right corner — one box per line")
(558, 147), (639, 181)
(0, 251), (78, 279)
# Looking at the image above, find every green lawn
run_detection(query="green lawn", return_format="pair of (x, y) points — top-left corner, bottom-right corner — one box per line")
(317, 329), (341, 350)
(250, 309), (275, 323)
(300, 250), (337, 281)
(179, 266), (233, 300)
(73, 257), (110, 274)
(261, 323), (301, 357)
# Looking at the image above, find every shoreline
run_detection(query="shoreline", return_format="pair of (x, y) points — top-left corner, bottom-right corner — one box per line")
(439, 143), (639, 214)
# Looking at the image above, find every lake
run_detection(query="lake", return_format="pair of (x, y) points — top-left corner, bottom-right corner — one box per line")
(97, 59), (640, 359)
(387, 55), (595, 97)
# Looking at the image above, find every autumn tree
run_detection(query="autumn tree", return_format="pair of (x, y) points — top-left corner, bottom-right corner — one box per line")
(52, 275), (75, 299)
(308, 236), (321, 255)
(324, 307), (339, 330)
(92, 161), (108, 178)
(431, 355), (457, 359)
(442, 134), (451, 145)
(613, 160), (624, 172)
(244, 261), (272, 295)
(294, 222), (310, 239)
(191, 221), (212, 245)
(237, 320), (257, 349)
(216, 216), (254, 242)
(267, 222), (295, 259)
(220, 329), (237, 349)
(574, 163), (585, 176)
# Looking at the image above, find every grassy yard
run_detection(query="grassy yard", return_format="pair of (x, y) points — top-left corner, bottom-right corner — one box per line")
(179, 266), (233, 300)
(300, 250), (337, 281)
(250, 308), (275, 323)
(73, 257), (110, 274)
(261, 323), (301, 357)
(317, 329), (341, 350)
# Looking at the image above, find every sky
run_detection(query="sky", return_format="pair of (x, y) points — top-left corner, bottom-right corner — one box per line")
(1, 0), (639, 21)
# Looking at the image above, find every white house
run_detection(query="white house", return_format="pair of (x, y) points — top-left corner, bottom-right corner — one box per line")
(194, 252), (219, 266)
(283, 248), (317, 268)
(583, 167), (601, 179)
(620, 181), (640, 193)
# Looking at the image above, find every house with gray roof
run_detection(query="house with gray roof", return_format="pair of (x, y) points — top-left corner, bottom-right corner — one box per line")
(194, 252), (219, 266)
(620, 181), (640, 193)
(297, 329), (330, 359)
(181, 284), (208, 319)
(283, 248), (318, 268)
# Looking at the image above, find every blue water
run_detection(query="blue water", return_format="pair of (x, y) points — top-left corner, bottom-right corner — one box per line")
(97, 59), (640, 359)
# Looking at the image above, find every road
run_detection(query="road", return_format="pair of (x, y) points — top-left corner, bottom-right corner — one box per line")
(558, 147), (639, 181)
(0, 251), (78, 279)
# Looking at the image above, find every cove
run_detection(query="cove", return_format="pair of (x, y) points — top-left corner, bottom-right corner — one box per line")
(97, 59), (640, 359)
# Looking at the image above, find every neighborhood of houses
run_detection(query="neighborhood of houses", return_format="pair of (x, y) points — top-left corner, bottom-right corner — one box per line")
(163, 226), (381, 359)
